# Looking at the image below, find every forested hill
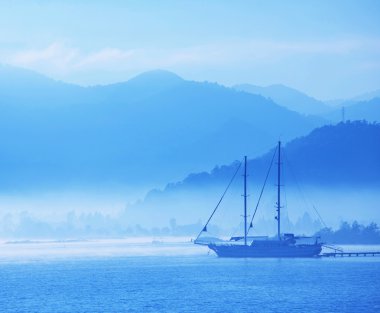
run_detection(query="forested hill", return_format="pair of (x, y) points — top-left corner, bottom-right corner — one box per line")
(164, 121), (380, 192)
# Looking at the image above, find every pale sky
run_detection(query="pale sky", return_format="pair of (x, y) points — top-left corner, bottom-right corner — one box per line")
(1, 0), (380, 100)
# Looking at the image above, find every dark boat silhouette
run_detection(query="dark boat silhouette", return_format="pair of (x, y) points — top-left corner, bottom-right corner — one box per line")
(195, 141), (322, 258)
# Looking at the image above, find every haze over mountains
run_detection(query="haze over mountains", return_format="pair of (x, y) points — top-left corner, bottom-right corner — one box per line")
(0, 65), (379, 193)
(234, 83), (380, 122)
(130, 121), (380, 230)
(325, 98), (380, 123)
(0, 65), (326, 190)
(350, 89), (380, 102)
(234, 84), (331, 115)
(0, 65), (379, 237)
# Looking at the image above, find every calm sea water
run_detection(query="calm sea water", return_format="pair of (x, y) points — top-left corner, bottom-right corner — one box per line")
(0, 240), (379, 312)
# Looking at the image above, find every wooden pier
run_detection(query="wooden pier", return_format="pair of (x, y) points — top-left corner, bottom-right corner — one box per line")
(322, 251), (380, 257)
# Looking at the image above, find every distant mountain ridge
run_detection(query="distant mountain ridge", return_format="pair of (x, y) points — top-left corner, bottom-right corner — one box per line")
(233, 81), (380, 124)
(350, 89), (380, 103)
(234, 83), (330, 115)
(0, 66), (325, 189)
(325, 98), (380, 123)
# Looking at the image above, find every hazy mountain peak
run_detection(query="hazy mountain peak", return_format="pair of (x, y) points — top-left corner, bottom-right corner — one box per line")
(127, 69), (184, 86)
(85, 69), (185, 103)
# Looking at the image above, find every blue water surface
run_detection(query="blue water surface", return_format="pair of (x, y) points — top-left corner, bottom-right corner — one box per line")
(1, 254), (380, 313)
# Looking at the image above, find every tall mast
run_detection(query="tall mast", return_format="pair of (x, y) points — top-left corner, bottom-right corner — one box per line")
(244, 156), (248, 246)
(276, 141), (281, 240)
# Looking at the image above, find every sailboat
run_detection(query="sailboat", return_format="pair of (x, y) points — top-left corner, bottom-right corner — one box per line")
(194, 141), (322, 258)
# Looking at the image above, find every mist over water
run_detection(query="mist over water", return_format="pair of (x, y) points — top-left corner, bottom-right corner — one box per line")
(0, 185), (378, 240)
(0, 239), (204, 263)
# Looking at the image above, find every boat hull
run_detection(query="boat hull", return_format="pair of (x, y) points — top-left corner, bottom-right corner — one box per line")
(208, 243), (322, 258)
